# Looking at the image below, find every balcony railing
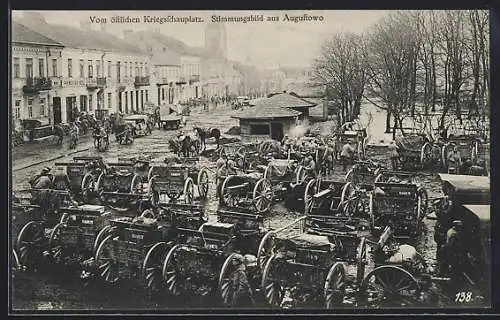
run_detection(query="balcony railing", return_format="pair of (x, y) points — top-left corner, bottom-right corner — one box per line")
(86, 77), (107, 89)
(134, 76), (150, 86)
(176, 76), (187, 85)
(23, 77), (52, 93)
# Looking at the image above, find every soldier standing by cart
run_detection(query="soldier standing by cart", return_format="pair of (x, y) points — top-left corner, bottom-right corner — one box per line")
(388, 140), (399, 170)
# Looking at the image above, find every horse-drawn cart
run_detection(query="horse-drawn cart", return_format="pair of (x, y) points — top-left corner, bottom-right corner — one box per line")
(369, 182), (428, 239)
(219, 173), (273, 213)
(395, 134), (437, 170)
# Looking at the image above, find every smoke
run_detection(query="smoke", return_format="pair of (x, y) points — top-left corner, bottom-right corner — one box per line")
(289, 119), (310, 138)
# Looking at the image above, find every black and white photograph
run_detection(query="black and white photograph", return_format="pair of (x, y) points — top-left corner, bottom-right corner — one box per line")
(9, 9), (491, 311)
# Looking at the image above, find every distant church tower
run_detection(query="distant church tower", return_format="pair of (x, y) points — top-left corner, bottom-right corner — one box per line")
(205, 23), (227, 60)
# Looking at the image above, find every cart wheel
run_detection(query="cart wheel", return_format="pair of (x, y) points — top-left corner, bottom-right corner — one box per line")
(130, 174), (142, 194)
(416, 187), (429, 221)
(253, 178), (273, 213)
(93, 225), (112, 254)
(345, 168), (354, 183)
(420, 142), (432, 169)
(183, 177), (194, 204)
(197, 168), (209, 199)
(142, 242), (168, 297)
(295, 166), (308, 185)
(95, 173), (105, 194)
(304, 179), (317, 215)
(221, 175), (237, 207)
(147, 167), (155, 182)
(257, 232), (275, 270)
(324, 262), (346, 308)
(48, 223), (65, 262)
(359, 265), (421, 307)
(162, 245), (183, 296)
(95, 235), (119, 284)
(16, 221), (44, 269)
(356, 237), (367, 284)
(218, 253), (242, 306)
(261, 254), (284, 307)
(81, 173), (96, 202)
(12, 249), (21, 271)
(340, 182), (355, 205)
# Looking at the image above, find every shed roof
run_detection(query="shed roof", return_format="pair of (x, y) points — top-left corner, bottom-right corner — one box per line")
(263, 92), (317, 109)
(12, 22), (63, 47)
(231, 104), (301, 120)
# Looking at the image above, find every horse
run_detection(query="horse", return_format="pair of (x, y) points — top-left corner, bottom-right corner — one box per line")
(193, 127), (221, 151)
(168, 135), (199, 157)
(53, 124), (65, 145)
(93, 126), (109, 152)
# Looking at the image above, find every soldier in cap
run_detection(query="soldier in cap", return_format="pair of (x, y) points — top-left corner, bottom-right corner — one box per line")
(440, 220), (464, 276)
(304, 155), (317, 178)
(230, 254), (255, 306)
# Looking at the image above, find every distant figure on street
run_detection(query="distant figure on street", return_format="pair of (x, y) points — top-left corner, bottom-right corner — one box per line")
(388, 140), (399, 170)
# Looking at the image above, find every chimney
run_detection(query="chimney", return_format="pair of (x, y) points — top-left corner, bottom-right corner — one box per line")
(123, 29), (133, 39)
(80, 20), (91, 31)
(100, 23), (107, 32)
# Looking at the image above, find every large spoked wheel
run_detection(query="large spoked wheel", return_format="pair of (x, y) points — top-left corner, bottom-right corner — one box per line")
(261, 254), (285, 307)
(416, 187), (429, 221)
(220, 175), (239, 207)
(183, 177), (194, 204)
(257, 232), (276, 270)
(263, 165), (272, 180)
(93, 225), (112, 254)
(420, 142), (433, 169)
(340, 182), (355, 205)
(162, 245), (183, 296)
(130, 174), (144, 195)
(324, 262), (347, 309)
(12, 249), (21, 271)
(253, 178), (274, 213)
(356, 237), (367, 284)
(81, 173), (96, 202)
(359, 265), (421, 307)
(142, 242), (168, 297)
(295, 166), (308, 185)
(16, 221), (45, 269)
(95, 173), (105, 195)
(95, 235), (119, 284)
(197, 168), (209, 200)
(218, 253), (242, 306)
(48, 223), (65, 263)
(304, 179), (318, 215)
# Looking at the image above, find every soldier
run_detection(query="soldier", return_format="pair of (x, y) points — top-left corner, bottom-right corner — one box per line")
(440, 220), (464, 276)
(340, 140), (356, 172)
(231, 254), (255, 307)
(216, 153), (228, 171)
(30, 167), (53, 189)
(447, 146), (462, 174)
(388, 140), (399, 170)
(304, 155), (317, 178)
(227, 158), (238, 175)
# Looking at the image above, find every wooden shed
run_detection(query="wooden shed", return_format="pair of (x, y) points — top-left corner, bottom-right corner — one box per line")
(265, 92), (317, 120)
(232, 104), (301, 141)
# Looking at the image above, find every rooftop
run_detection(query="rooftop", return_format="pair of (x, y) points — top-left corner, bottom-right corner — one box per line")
(14, 14), (146, 55)
(231, 103), (301, 120)
(12, 21), (63, 47)
(263, 92), (317, 109)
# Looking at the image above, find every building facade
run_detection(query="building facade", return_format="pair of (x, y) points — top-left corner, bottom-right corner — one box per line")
(14, 13), (152, 123)
(11, 22), (64, 130)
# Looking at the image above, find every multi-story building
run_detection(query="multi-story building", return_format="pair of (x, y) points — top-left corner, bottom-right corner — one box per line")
(122, 29), (201, 104)
(11, 21), (64, 130)
(150, 51), (181, 105)
(15, 13), (151, 123)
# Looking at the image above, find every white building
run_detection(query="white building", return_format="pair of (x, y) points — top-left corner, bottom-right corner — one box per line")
(15, 13), (151, 123)
(150, 51), (181, 105)
(11, 21), (64, 130)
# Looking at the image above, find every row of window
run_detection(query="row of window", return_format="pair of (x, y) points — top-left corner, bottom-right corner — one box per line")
(12, 57), (149, 79)
(13, 98), (45, 119)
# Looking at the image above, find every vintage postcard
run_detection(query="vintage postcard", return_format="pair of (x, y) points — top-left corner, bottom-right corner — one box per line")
(10, 10), (490, 312)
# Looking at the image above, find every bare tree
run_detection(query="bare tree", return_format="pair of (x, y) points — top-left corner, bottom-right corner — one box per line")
(312, 32), (366, 128)
(364, 11), (422, 139)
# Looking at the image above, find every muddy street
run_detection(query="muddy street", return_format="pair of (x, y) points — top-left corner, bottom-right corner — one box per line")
(12, 106), (450, 311)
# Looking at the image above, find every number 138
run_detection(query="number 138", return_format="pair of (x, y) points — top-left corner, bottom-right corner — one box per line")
(455, 291), (473, 303)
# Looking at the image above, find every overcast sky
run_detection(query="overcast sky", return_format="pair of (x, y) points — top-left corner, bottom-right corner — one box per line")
(13, 10), (389, 69)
